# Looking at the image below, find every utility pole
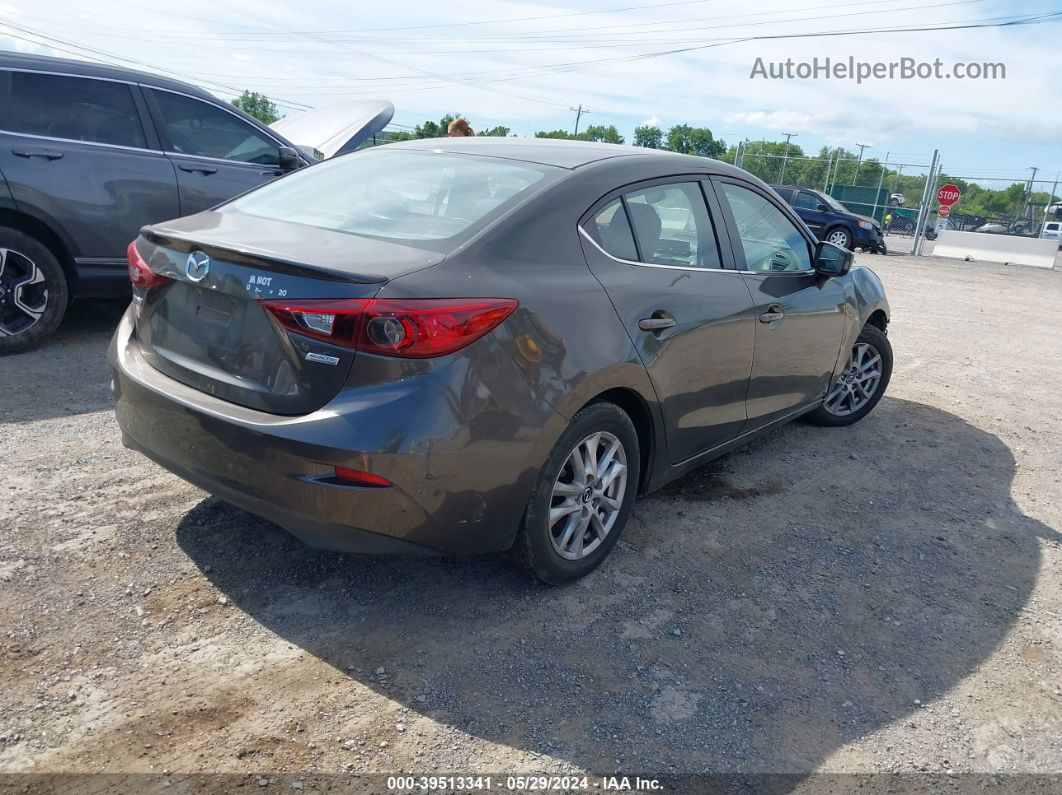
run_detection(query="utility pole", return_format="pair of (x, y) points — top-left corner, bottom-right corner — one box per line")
(829, 147), (844, 192)
(570, 105), (589, 137)
(1044, 170), (1060, 228)
(778, 132), (797, 184)
(1024, 166), (1039, 221)
(853, 142), (870, 185)
(873, 151), (890, 223)
(912, 149), (939, 257)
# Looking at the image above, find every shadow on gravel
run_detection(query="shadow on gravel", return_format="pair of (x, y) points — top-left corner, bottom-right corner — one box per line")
(0, 298), (126, 424)
(176, 397), (1058, 775)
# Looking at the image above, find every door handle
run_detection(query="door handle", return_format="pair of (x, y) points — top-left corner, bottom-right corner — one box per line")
(638, 317), (676, 331)
(759, 305), (785, 323)
(177, 163), (218, 175)
(12, 148), (64, 161)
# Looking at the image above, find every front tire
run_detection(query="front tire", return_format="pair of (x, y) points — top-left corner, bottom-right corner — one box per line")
(805, 324), (892, 427)
(825, 227), (853, 249)
(514, 402), (640, 584)
(0, 228), (68, 355)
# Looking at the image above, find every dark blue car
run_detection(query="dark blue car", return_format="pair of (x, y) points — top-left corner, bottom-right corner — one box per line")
(771, 186), (886, 254)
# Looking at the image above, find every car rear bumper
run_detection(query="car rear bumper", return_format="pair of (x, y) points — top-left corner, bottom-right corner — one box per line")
(109, 307), (559, 556)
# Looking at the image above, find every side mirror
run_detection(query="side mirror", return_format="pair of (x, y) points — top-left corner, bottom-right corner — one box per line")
(817, 203), (830, 212)
(278, 146), (301, 172)
(814, 241), (853, 277)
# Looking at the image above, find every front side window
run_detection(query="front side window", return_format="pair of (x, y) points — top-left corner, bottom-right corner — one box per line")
(0, 71), (146, 148)
(794, 191), (821, 210)
(151, 90), (279, 165)
(722, 183), (811, 272)
(227, 149), (553, 249)
(623, 182), (722, 268)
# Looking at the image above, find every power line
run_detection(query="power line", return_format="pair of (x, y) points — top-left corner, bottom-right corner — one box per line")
(212, 0), (575, 110)
(79, 0), (923, 40)
(0, 20), (314, 110)
(188, 10), (1059, 99)
(83, 6), (1049, 100)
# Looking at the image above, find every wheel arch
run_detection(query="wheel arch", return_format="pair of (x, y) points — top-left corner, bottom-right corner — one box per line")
(584, 386), (656, 497)
(0, 208), (78, 293)
(866, 309), (888, 333)
(825, 223), (854, 242)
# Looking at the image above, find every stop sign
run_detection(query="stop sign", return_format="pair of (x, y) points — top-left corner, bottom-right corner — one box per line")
(938, 206), (951, 219)
(937, 184), (961, 206)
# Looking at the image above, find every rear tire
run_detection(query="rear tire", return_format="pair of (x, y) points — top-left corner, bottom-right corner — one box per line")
(514, 401), (640, 585)
(0, 228), (68, 355)
(805, 324), (892, 427)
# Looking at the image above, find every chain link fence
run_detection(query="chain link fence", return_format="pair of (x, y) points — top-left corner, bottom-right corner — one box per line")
(730, 146), (941, 253)
(924, 173), (1062, 240)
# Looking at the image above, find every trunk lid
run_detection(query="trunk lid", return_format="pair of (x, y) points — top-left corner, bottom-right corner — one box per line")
(134, 211), (444, 415)
(269, 100), (395, 160)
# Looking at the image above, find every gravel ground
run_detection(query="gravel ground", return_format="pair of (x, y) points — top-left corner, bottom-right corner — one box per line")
(1, 254), (1060, 786)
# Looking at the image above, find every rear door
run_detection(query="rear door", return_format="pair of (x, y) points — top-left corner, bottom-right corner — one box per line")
(712, 177), (847, 430)
(0, 68), (179, 284)
(144, 87), (289, 215)
(579, 177), (755, 464)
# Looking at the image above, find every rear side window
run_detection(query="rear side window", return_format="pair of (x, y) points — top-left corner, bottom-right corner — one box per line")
(624, 182), (722, 268)
(151, 89), (279, 166)
(1047, 223), (1060, 231)
(226, 149), (554, 248)
(0, 71), (146, 148)
(586, 199), (638, 261)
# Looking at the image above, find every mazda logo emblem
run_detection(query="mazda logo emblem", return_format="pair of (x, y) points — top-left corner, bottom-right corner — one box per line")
(185, 251), (210, 282)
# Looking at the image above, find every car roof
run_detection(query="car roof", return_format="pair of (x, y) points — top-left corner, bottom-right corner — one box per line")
(384, 136), (747, 174)
(0, 51), (219, 103)
(772, 184), (819, 193)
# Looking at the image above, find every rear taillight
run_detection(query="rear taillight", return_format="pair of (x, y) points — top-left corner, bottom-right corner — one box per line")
(126, 241), (170, 289)
(261, 298), (518, 359)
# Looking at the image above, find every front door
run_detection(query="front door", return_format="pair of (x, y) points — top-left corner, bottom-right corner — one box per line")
(792, 189), (830, 237)
(145, 88), (287, 216)
(579, 178), (756, 464)
(713, 178), (847, 429)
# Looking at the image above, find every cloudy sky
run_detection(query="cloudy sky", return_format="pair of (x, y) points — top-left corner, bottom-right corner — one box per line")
(3, 0), (1060, 187)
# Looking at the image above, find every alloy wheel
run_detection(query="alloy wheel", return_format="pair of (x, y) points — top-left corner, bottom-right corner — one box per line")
(824, 341), (882, 416)
(548, 431), (628, 561)
(0, 248), (48, 337)
(827, 230), (851, 247)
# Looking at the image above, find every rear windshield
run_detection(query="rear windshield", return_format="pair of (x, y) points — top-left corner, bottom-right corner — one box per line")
(224, 148), (556, 249)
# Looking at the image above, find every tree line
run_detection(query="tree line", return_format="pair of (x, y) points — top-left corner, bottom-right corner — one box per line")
(380, 114), (728, 158)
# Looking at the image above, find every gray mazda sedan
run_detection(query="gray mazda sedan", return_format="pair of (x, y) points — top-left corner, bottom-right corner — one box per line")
(111, 137), (892, 583)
